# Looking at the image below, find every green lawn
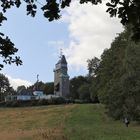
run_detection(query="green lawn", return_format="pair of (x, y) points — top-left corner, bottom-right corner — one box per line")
(0, 104), (139, 140)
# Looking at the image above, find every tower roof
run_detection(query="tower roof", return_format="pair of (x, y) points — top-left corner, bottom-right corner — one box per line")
(56, 55), (67, 65)
(60, 55), (67, 64)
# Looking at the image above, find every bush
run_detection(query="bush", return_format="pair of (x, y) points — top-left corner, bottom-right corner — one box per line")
(5, 101), (12, 107)
(5, 101), (20, 107)
(54, 97), (66, 104)
(38, 99), (48, 105)
(0, 101), (6, 107)
(29, 100), (38, 106)
(11, 101), (20, 107)
(47, 97), (66, 105)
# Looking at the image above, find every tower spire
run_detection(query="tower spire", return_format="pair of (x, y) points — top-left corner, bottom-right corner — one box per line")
(36, 74), (39, 90)
(59, 48), (63, 58)
(37, 74), (39, 82)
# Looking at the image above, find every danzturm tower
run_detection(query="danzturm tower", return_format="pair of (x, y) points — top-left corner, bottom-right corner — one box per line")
(54, 54), (70, 98)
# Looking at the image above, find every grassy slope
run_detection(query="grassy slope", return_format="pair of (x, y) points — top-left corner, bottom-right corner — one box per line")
(0, 104), (139, 140)
(65, 104), (140, 140)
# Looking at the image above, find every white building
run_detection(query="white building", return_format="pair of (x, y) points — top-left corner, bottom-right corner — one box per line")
(5, 90), (59, 102)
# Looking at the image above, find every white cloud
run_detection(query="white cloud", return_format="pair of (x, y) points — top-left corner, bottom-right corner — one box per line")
(61, 1), (123, 68)
(6, 75), (32, 90)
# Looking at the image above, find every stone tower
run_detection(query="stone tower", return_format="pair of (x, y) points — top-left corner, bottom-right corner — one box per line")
(54, 55), (69, 98)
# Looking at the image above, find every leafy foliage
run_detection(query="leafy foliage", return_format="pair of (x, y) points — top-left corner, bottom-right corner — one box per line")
(0, 73), (14, 101)
(41, 0), (60, 21)
(78, 83), (91, 101)
(0, 0), (139, 40)
(69, 76), (88, 99)
(27, 81), (54, 95)
(96, 26), (140, 121)
(105, 0), (140, 41)
(17, 85), (27, 93)
(0, 33), (22, 70)
(86, 57), (100, 102)
(87, 57), (100, 77)
(44, 82), (54, 95)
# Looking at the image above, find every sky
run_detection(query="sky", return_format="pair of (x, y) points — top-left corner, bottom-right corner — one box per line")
(1, 1), (123, 89)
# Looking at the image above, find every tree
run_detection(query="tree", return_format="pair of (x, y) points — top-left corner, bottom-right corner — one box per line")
(78, 83), (91, 101)
(87, 57), (100, 102)
(70, 76), (88, 99)
(28, 81), (45, 91)
(17, 85), (26, 93)
(0, 73), (13, 101)
(0, 32), (22, 70)
(89, 79), (99, 103)
(120, 41), (140, 121)
(0, 0), (140, 69)
(27, 81), (54, 95)
(96, 26), (140, 121)
(87, 57), (100, 77)
(44, 82), (54, 95)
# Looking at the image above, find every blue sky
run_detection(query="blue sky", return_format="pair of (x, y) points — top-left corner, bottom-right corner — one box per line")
(1, 1), (123, 89)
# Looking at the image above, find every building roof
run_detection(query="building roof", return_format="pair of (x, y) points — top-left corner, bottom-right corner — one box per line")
(56, 55), (67, 65)
(60, 55), (67, 64)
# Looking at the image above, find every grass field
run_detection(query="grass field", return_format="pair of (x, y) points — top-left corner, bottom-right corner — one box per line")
(0, 104), (139, 140)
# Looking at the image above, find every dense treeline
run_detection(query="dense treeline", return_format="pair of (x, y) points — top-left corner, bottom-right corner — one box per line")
(69, 75), (99, 103)
(93, 26), (140, 121)
(70, 26), (140, 122)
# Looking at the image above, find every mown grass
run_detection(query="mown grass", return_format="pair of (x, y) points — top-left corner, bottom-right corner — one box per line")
(0, 104), (139, 140)
(64, 104), (140, 140)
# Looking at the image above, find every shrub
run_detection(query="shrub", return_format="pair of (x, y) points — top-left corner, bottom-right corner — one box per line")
(11, 101), (20, 107)
(38, 99), (48, 105)
(47, 97), (66, 105)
